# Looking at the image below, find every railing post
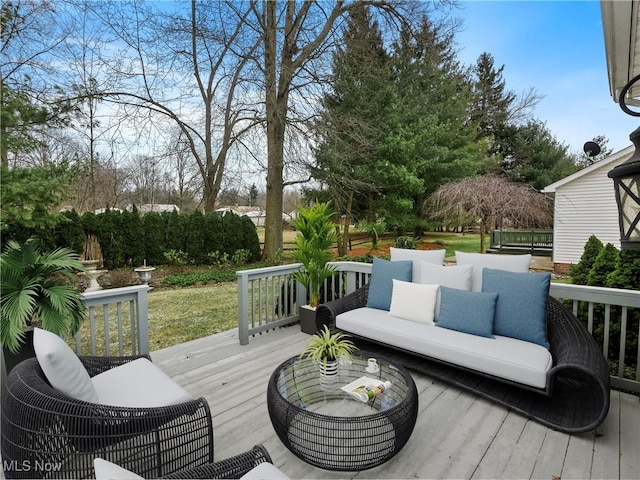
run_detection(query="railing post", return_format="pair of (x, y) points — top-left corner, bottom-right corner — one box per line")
(237, 271), (250, 345)
(137, 286), (150, 354)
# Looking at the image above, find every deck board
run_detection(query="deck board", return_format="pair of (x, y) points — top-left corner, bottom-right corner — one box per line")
(150, 325), (639, 480)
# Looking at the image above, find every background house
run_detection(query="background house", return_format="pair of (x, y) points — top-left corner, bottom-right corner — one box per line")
(542, 145), (633, 274)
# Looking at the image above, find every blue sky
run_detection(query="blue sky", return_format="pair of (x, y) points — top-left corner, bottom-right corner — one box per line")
(451, 0), (638, 156)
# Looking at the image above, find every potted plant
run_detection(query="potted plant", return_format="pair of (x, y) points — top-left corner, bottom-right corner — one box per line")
(1, 237), (86, 373)
(299, 325), (356, 379)
(291, 201), (337, 334)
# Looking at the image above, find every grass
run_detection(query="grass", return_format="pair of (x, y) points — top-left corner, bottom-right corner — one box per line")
(147, 284), (238, 351)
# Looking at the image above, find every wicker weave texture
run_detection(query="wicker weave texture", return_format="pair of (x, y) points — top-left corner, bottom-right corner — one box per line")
(316, 286), (611, 434)
(1, 356), (214, 479)
(162, 445), (273, 479)
(267, 353), (418, 471)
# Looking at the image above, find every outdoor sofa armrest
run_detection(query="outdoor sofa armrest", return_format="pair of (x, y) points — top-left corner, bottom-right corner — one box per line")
(162, 444), (273, 479)
(544, 296), (610, 431)
(316, 284), (370, 331)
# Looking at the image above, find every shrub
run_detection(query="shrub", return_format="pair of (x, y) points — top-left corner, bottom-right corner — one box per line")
(208, 250), (229, 266)
(394, 236), (418, 249)
(163, 249), (189, 266)
(570, 235), (603, 285)
(161, 271), (236, 287)
(587, 243), (619, 286)
(231, 249), (251, 265)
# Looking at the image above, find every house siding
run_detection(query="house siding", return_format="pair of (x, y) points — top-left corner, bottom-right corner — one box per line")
(551, 154), (630, 266)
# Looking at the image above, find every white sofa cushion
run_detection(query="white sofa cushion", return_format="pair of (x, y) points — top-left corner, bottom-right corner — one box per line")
(34, 328), (99, 403)
(455, 252), (531, 291)
(390, 247), (446, 282)
(91, 358), (194, 408)
(94, 458), (144, 480)
(336, 307), (552, 389)
(419, 263), (473, 320)
(240, 462), (291, 480)
(388, 280), (438, 325)
(93, 458), (290, 480)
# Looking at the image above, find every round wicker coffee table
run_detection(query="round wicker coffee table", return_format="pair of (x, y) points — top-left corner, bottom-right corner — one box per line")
(266, 351), (418, 471)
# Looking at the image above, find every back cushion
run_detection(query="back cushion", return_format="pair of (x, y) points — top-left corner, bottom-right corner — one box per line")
(366, 257), (413, 311)
(455, 252), (531, 291)
(390, 247), (446, 282)
(482, 268), (551, 348)
(34, 328), (99, 403)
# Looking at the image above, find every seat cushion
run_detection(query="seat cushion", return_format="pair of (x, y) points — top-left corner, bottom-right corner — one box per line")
(388, 279), (438, 325)
(33, 328), (99, 403)
(91, 358), (194, 408)
(94, 458), (289, 480)
(366, 257), (413, 311)
(455, 252), (531, 291)
(390, 247), (446, 282)
(336, 307), (552, 389)
(240, 462), (290, 480)
(94, 458), (144, 480)
(482, 268), (551, 349)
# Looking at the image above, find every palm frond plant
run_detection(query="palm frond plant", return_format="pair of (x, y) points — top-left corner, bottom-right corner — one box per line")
(1, 237), (86, 354)
(291, 201), (337, 308)
(299, 325), (356, 368)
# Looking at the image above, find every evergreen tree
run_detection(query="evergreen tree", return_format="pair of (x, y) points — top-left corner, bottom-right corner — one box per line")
(381, 17), (483, 234)
(587, 243), (619, 286)
(502, 119), (578, 189)
(312, 4), (392, 253)
(570, 235), (604, 285)
(470, 52), (515, 158)
(607, 249), (640, 290)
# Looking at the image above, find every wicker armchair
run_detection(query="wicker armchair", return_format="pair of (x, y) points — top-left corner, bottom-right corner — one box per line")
(1, 355), (214, 479)
(316, 285), (611, 434)
(162, 444), (275, 479)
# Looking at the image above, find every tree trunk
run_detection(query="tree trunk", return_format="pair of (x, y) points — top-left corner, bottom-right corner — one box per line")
(480, 225), (487, 254)
(340, 191), (354, 256)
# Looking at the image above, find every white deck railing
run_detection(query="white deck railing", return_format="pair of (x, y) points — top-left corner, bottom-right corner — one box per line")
(77, 285), (151, 356)
(237, 261), (640, 393)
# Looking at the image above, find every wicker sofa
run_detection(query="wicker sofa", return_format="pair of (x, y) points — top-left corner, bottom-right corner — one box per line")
(1, 355), (214, 479)
(316, 283), (611, 434)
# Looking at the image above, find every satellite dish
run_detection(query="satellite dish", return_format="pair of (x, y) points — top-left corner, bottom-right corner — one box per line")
(583, 141), (601, 157)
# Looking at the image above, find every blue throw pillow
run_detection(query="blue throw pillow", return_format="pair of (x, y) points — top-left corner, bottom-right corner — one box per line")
(366, 257), (413, 311)
(481, 268), (551, 348)
(437, 287), (498, 338)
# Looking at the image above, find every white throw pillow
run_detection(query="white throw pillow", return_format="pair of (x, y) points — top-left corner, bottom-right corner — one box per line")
(388, 279), (438, 325)
(34, 328), (99, 403)
(419, 262), (473, 321)
(455, 252), (531, 291)
(91, 357), (194, 408)
(94, 459), (144, 480)
(240, 462), (291, 480)
(419, 262), (473, 290)
(390, 247), (446, 282)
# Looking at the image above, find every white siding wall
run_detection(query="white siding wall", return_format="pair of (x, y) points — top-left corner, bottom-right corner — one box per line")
(552, 158), (627, 265)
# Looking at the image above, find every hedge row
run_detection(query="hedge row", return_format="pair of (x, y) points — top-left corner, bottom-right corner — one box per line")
(3, 208), (261, 269)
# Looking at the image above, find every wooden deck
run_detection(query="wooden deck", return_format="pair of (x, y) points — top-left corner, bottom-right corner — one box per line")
(151, 326), (639, 480)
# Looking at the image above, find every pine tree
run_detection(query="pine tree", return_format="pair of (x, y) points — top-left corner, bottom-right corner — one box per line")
(313, 4), (392, 254)
(587, 243), (619, 286)
(570, 235), (604, 285)
(470, 52), (515, 157)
